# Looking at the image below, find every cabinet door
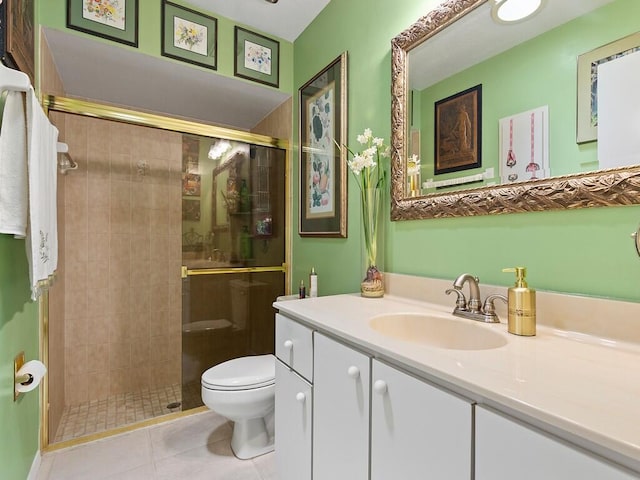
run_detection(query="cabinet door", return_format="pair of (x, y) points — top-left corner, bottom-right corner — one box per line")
(371, 359), (472, 480)
(476, 406), (638, 480)
(275, 359), (312, 480)
(313, 333), (370, 480)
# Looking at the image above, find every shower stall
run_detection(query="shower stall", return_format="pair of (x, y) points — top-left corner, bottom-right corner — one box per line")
(46, 99), (288, 445)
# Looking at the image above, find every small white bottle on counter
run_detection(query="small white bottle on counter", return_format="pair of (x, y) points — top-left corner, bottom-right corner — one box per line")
(309, 267), (318, 297)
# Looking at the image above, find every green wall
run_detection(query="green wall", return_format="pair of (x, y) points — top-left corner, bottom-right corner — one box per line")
(293, 0), (640, 302)
(39, 0), (294, 95)
(0, 236), (40, 480)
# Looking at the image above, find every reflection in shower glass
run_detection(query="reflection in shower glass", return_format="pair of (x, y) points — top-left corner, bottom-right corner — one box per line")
(181, 138), (286, 409)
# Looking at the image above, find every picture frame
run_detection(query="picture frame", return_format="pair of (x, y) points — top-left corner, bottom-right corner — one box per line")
(234, 26), (279, 88)
(1, 0), (35, 84)
(182, 173), (201, 196)
(434, 84), (482, 175)
(576, 32), (640, 144)
(162, 1), (217, 70)
(182, 199), (201, 221)
(67, 0), (138, 47)
(298, 52), (347, 238)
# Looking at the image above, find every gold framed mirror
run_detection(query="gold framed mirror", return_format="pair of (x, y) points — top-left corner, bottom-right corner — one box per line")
(390, 0), (640, 220)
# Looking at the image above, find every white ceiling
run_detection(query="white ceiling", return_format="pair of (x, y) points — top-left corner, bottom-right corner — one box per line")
(410, 0), (615, 90)
(187, 0), (331, 43)
(44, 0), (330, 130)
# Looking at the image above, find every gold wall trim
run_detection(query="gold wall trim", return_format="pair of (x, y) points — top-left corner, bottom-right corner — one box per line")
(43, 95), (290, 150)
(40, 291), (49, 449)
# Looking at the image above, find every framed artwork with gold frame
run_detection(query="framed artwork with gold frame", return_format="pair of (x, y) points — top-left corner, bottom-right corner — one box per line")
(298, 52), (348, 238)
(576, 32), (640, 144)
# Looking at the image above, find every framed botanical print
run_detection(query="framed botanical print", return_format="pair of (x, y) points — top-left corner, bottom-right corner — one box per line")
(162, 1), (217, 70)
(298, 52), (347, 237)
(434, 84), (482, 175)
(67, 0), (138, 47)
(576, 32), (640, 144)
(234, 26), (279, 88)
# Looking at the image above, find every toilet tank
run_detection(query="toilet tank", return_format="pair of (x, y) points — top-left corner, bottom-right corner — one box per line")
(230, 279), (270, 330)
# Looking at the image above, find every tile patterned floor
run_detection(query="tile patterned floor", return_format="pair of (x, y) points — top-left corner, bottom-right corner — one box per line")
(54, 384), (183, 443)
(39, 410), (276, 480)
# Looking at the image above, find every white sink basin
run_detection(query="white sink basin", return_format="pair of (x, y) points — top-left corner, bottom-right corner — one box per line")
(369, 313), (507, 350)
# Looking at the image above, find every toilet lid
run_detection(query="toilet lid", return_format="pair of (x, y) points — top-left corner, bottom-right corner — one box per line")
(202, 354), (275, 390)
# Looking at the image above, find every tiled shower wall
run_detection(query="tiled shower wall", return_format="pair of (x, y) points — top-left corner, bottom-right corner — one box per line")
(61, 113), (182, 406)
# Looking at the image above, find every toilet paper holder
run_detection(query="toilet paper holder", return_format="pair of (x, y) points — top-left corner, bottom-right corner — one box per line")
(14, 351), (33, 401)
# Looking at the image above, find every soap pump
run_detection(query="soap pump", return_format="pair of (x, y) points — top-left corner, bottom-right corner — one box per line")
(502, 267), (536, 336)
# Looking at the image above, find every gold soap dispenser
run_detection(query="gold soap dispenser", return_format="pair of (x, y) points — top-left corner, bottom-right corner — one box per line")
(502, 267), (536, 336)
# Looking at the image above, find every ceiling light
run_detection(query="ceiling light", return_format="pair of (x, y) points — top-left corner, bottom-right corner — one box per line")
(208, 140), (231, 160)
(265, 0), (278, 3)
(491, 0), (545, 24)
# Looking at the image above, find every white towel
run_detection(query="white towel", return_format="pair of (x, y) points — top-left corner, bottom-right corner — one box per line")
(26, 87), (59, 300)
(0, 90), (28, 237)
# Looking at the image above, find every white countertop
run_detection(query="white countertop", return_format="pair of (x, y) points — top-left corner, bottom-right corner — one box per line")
(273, 293), (640, 473)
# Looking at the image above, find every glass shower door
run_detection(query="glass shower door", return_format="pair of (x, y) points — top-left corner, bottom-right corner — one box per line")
(180, 137), (286, 410)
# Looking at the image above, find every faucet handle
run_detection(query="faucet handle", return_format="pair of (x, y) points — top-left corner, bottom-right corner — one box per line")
(482, 294), (507, 323)
(446, 288), (467, 311)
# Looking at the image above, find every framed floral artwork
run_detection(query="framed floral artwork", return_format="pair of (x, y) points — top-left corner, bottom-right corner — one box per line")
(298, 52), (347, 237)
(182, 173), (201, 196)
(576, 32), (640, 144)
(434, 84), (482, 175)
(67, 0), (138, 47)
(234, 26), (279, 88)
(162, 1), (217, 70)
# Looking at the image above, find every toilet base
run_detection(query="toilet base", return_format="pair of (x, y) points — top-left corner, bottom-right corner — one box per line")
(231, 414), (274, 460)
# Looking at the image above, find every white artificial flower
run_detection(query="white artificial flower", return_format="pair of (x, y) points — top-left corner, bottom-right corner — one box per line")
(364, 146), (378, 158)
(380, 146), (391, 158)
(407, 154), (421, 175)
(373, 137), (384, 147)
(357, 133), (367, 144)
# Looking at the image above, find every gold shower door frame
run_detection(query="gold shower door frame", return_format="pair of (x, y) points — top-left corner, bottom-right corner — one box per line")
(40, 95), (291, 451)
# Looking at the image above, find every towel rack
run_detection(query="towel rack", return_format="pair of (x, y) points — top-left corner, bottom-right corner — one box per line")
(0, 62), (30, 93)
(1, 63), (78, 174)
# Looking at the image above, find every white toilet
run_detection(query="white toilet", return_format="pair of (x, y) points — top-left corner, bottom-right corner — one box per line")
(201, 354), (276, 459)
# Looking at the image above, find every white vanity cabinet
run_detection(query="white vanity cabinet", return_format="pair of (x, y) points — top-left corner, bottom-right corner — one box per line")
(371, 359), (473, 479)
(274, 314), (313, 480)
(475, 407), (638, 480)
(313, 333), (370, 480)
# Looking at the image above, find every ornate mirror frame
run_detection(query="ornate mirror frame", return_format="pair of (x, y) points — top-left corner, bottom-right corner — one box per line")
(390, 0), (640, 221)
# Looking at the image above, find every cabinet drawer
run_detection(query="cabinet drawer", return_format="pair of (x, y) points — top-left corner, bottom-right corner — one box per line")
(275, 313), (313, 382)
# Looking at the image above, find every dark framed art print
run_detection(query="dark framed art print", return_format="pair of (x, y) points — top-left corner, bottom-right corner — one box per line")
(234, 26), (279, 88)
(162, 1), (217, 70)
(67, 0), (138, 47)
(434, 84), (482, 175)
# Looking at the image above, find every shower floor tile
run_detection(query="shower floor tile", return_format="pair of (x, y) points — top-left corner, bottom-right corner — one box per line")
(54, 383), (182, 443)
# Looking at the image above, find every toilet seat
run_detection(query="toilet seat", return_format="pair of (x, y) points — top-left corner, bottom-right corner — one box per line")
(202, 354), (275, 391)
